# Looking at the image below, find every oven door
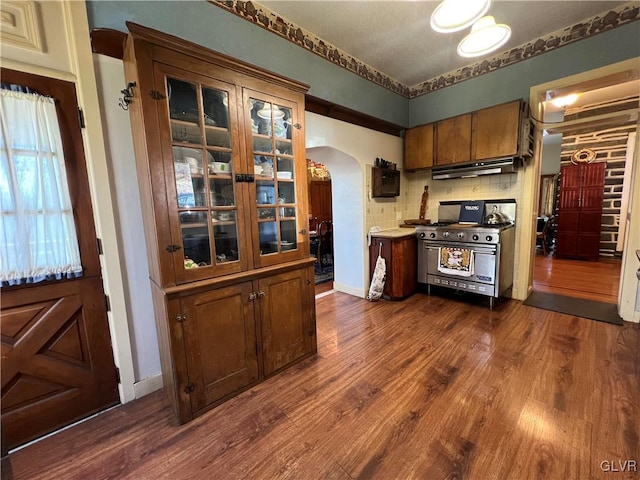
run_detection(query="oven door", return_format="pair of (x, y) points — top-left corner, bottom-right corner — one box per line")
(425, 241), (498, 287)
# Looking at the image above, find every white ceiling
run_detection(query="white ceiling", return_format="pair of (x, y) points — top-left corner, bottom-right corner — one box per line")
(258, 0), (630, 87)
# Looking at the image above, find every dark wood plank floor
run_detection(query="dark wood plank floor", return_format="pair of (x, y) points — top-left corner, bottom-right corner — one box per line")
(3, 291), (639, 480)
(533, 254), (621, 304)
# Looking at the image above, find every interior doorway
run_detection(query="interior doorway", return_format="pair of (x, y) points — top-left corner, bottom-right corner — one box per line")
(306, 146), (364, 297)
(531, 70), (639, 305)
(307, 162), (334, 289)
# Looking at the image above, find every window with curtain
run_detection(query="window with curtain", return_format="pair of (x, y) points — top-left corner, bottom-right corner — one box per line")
(0, 87), (83, 286)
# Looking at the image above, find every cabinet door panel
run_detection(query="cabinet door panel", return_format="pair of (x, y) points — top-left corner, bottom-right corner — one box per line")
(435, 114), (472, 165)
(244, 90), (308, 267)
(181, 283), (258, 412)
(259, 269), (313, 376)
(153, 63), (250, 283)
(405, 123), (434, 170)
(472, 100), (521, 160)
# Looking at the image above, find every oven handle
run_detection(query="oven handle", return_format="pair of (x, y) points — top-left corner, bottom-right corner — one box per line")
(424, 242), (497, 255)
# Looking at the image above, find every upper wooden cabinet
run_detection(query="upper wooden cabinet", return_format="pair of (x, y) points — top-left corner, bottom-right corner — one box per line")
(472, 100), (522, 160)
(124, 23), (310, 288)
(404, 123), (434, 170)
(422, 99), (526, 167)
(435, 113), (472, 166)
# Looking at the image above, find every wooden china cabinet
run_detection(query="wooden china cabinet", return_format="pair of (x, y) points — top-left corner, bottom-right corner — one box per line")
(123, 23), (316, 423)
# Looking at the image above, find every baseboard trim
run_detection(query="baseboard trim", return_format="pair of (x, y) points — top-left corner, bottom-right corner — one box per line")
(133, 373), (163, 399)
(333, 282), (366, 299)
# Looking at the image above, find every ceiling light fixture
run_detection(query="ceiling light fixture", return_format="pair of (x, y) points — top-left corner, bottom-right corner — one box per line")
(430, 0), (491, 33)
(457, 15), (511, 58)
(550, 93), (580, 108)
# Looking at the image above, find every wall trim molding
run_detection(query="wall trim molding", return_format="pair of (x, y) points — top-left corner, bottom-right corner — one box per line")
(133, 374), (164, 399)
(0, 0), (44, 53)
(210, 0), (640, 99)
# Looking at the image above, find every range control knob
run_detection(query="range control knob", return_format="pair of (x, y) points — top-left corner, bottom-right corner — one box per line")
(472, 234), (479, 241)
(457, 232), (465, 239)
(442, 231), (450, 238)
(486, 235), (493, 242)
(429, 232), (436, 239)
(419, 232), (426, 239)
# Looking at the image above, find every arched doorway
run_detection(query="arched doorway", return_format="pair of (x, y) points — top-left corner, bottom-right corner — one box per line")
(306, 146), (366, 296)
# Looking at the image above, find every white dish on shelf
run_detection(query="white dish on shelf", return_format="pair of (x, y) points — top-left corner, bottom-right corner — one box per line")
(276, 171), (292, 179)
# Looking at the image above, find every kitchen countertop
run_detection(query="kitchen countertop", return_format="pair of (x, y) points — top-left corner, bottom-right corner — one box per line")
(371, 227), (416, 238)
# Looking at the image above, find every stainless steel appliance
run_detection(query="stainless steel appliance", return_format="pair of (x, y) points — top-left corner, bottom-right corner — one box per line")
(416, 199), (516, 309)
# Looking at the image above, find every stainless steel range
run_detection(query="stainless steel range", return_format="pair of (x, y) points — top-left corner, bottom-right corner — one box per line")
(416, 199), (516, 309)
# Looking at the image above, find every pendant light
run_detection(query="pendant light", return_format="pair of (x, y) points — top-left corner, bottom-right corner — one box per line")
(457, 15), (511, 58)
(430, 0), (491, 33)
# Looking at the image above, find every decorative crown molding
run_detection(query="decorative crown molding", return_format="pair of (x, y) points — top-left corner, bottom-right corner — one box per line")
(209, 0), (409, 97)
(210, 1), (639, 99)
(411, 2), (640, 97)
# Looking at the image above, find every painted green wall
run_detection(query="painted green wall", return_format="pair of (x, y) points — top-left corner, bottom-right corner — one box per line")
(85, 0), (408, 126)
(409, 22), (640, 126)
(87, 1), (639, 129)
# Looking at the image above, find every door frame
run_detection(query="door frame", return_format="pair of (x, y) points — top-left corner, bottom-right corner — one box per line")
(521, 57), (640, 321)
(1, 2), (136, 403)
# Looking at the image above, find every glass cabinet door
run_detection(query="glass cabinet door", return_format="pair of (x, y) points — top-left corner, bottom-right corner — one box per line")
(156, 65), (246, 281)
(246, 93), (300, 264)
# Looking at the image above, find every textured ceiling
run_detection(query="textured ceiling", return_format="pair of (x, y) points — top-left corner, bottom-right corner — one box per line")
(258, 1), (631, 87)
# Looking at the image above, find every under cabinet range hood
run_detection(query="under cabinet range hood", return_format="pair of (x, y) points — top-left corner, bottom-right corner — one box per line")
(431, 157), (520, 180)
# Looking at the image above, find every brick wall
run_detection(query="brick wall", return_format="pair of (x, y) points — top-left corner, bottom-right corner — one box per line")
(560, 122), (635, 256)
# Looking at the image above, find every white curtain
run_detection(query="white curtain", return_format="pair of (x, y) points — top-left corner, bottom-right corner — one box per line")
(0, 89), (82, 286)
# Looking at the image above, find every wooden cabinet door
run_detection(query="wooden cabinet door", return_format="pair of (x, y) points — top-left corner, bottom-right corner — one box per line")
(435, 114), (472, 165)
(556, 163), (605, 260)
(309, 181), (332, 226)
(472, 100), (521, 160)
(369, 236), (417, 300)
(259, 268), (314, 376)
(243, 89), (309, 269)
(405, 123), (434, 170)
(149, 61), (250, 285)
(180, 283), (259, 413)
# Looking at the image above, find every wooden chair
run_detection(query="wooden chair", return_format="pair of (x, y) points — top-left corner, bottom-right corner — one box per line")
(317, 220), (333, 272)
(536, 216), (553, 255)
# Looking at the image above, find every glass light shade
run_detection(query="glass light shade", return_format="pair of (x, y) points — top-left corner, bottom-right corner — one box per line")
(430, 0), (491, 33)
(457, 16), (511, 58)
(257, 104), (285, 120)
(550, 93), (580, 108)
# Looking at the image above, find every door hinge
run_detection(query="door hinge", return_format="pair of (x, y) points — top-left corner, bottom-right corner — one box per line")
(184, 383), (196, 394)
(78, 108), (86, 128)
(114, 367), (121, 384)
(149, 90), (166, 101)
(166, 244), (182, 253)
(96, 237), (104, 255)
(175, 313), (186, 322)
(104, 294), (111, 312)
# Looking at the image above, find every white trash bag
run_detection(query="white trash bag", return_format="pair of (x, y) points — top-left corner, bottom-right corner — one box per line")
(367, 243), (386, 301)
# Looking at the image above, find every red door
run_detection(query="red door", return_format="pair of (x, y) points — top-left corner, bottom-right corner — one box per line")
(555, 162), (605, 260)
(1, 70), (119, 453)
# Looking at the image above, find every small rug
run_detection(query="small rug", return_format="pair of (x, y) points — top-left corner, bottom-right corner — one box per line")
(315, 266), (334, 285)
(523, 291), (623, 325)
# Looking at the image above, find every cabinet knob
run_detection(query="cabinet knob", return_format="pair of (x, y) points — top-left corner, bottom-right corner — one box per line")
(257, 291), (265, 298)
(249, 292), (257, 301)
